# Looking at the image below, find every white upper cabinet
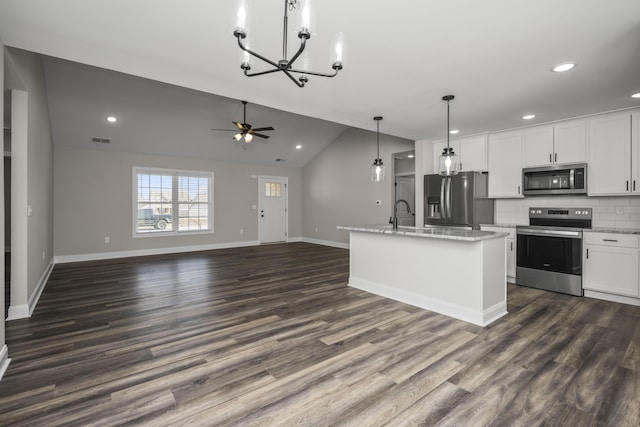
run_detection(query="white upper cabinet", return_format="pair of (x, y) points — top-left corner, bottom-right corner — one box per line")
(633, 112), (640, 194)
(433, 135), (487, 172)
(588, 113), (632, 195)
(554, 120), (588, 164)
(523, 121), (587, 167)
(523, 126), (554, 166)
(488, 130), (523, 198)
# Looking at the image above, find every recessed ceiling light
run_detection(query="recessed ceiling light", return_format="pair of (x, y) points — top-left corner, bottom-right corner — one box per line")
(632, 92), (640, 99)
(522, 114), (536, 120)
(295, 144), (302, 150)
(407, 154), (415, 158)
(106, 116), (118, 123)
(449, 129), (459, 135)
(552, 62), (576, 73)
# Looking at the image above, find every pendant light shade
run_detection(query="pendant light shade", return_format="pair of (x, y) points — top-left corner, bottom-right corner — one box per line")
(371, 116), (385, 182)
(439, 95), (459, 176)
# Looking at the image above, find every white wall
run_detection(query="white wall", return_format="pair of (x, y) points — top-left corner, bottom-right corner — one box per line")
(54, 145), (302, 258)
(0, 38), (6, 376)
(301, 128), (413, 245)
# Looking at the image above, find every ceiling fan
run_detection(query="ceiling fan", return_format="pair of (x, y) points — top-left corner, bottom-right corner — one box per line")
(211, 100), (274, 143)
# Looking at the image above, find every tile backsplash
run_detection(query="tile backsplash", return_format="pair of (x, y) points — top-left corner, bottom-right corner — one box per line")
(495, 196), (640, 229)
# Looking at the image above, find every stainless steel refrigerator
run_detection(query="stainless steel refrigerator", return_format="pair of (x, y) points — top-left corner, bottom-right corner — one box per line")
(424, 171), (494, 229)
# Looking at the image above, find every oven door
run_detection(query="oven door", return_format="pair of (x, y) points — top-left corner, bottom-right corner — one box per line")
(516, 228), (582, 275)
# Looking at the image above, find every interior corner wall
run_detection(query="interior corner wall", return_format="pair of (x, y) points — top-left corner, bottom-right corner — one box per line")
(301, 128), (414, 245)
(4, 47), (54, 311)
(0, 40), (6, 365)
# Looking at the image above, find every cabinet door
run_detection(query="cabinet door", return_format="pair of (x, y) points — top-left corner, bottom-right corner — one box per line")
(633, 113), (640, 194)
(460, 136), (487, 172)
(506, 238), (516, 281)
(523, 126), (554, 167)
(433, 140), (461, 172)
(583, 245), (639, 297)
(554, 120), (587, 164)
(488, 131), (524, 198)
(588, 114), (631, 195)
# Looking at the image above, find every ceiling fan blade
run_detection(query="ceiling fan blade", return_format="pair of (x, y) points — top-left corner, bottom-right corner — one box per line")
(251, 133), (271, 139)
(251, 127), (274, 132)
(211, 128), (236, 132)
(233, 121), (246, 130)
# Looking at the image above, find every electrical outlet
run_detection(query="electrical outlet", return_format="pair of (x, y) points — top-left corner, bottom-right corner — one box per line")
(315, 227), (319, 233)
(240, 229), (244, 235)
(42, 251), (45, 261)
(616, 206), (624, 215)
(105, 236), (110, 243)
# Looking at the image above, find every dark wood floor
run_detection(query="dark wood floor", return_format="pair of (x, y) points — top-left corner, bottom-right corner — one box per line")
(0, 242), (639, 426)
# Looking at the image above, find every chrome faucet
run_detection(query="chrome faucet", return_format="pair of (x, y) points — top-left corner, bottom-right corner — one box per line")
(389, 199), (412, 230)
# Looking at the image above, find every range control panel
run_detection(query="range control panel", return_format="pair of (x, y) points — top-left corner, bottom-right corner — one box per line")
(529, 207), (592, 220)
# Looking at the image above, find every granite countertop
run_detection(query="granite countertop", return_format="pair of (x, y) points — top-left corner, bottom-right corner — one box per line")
(337, 225), (509, 242)
(479, 223), (521, 229)
(587, 227), (640, 235)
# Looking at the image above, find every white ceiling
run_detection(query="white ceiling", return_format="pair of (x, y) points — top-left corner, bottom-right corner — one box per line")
(1, 0), (640, 165)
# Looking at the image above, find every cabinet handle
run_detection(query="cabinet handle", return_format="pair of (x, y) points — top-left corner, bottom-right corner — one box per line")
(586, 248), (589, 259)
(510, 242), (513, 251)
(518, 185), (521, 195)
(603, 239), (618, 242)
(554, 153), (557, 163)
(634, 180), (637, 192)
(549, 153), (552, 163)
(627, 181), (630, 191)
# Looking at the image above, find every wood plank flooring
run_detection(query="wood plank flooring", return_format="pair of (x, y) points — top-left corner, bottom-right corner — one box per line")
(1, 242), (639, 426)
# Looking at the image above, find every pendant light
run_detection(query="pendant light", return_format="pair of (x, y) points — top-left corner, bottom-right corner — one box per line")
(439, 95), (459, 176)
(371, 116), (385, 182)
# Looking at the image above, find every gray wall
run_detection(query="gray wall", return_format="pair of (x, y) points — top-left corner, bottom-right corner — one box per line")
(301, 127), (414, 245)
(54, 145), (302, 256)
(4, 47), (54, 304)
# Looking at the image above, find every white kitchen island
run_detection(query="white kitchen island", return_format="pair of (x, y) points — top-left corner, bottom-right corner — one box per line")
(337, 225), (508, 326)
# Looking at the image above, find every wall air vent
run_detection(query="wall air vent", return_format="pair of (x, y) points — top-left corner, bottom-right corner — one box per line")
(275, 158), (286, 162)
(91, 137), (111, 144)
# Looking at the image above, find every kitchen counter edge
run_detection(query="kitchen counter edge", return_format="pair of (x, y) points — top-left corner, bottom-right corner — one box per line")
(337, 225), (509, 242)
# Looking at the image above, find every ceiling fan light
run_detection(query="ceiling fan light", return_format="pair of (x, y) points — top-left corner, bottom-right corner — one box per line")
(233, 133), (243, 141)
(245, 133), (253, 143)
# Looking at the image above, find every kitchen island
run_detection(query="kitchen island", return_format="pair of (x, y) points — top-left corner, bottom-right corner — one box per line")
(337, 225), (508, 326)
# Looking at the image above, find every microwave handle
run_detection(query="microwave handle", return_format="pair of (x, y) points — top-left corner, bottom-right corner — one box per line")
(569, 169), (574, 188)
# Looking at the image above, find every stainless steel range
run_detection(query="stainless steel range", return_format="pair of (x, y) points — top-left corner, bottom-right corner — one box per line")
(516, 207), (592, 296)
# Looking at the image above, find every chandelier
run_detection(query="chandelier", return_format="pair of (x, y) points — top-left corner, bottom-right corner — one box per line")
(233, 0), (345, 88)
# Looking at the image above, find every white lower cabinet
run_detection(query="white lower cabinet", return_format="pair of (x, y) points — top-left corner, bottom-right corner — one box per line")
(481, 226), (516, 282)
(583, 232), (639, 298)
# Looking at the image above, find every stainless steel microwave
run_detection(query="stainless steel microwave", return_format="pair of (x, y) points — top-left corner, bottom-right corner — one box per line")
(522, 163), (587, 196)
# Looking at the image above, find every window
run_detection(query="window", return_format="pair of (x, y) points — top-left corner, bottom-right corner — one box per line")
(133, 167), (213, 236)
(264, 182), (282, 197)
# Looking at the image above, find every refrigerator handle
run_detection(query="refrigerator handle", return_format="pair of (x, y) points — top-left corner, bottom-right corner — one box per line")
(440, 178), (446, 218)
(446, 177), (452, 218)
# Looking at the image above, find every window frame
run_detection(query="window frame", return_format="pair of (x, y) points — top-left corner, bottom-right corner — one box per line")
(132, 166), (214, 238)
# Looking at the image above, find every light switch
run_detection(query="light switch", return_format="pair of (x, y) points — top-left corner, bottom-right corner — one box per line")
(27, 205), (33, 217)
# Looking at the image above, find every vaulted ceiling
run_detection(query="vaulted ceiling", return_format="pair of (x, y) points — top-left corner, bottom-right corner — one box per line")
(1, 0), (639, 166)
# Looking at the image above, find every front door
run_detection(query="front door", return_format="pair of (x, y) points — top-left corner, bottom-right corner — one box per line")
(258, 176), (287, 243)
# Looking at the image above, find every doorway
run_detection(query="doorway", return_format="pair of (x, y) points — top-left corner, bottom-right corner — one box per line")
(393, 151), (416, 227)
(258, 176), (288, 243)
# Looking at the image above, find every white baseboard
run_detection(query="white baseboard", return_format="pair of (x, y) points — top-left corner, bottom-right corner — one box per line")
(54, 240), (262, 264)
(6, 259), (54, 321)
(302, 237), (349, 250)
(0, 345), (10, 381)
(349, 276), (507, 327)
(584, 290), (640, 307)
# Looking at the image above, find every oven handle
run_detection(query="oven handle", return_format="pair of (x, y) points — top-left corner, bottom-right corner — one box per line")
(516, 228), (582, 238)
